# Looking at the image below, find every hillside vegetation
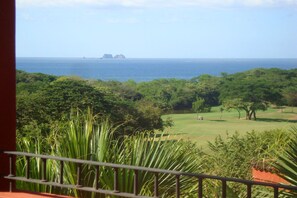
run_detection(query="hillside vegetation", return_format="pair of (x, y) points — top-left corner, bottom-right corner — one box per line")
(15, 68), (297, 197)
(17, 68), (297, 139)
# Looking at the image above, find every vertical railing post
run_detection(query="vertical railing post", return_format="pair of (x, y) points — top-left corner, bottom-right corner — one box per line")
(25, 156), (30, 179)
(95, 165), (99, 190)
(76, 163), (82, 187)
(9, 180), (13, 192)
(154, 172), (159, 197)
(134, 169), (139, 195)
(41, 158), (47, 182)
(114, 167), (119, 193)
(198, 177), (203, 198)
(8, 155), (14, 192)
(8, 155), (14, 177)
(60, 161), (64, 184)
(222, 180), (227, 198)
(7, 154), (15, 192)
(176, 175), (180, 198)
(247, 183), (252, 198)
(274, 187), (279, 198)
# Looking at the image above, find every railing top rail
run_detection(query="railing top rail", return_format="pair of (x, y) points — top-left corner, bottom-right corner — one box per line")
(5, 151), (297, 191)
(4, 151), (180, 175)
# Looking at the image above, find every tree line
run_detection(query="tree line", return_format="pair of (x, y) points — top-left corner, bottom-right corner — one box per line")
(17, 68), (297, 137)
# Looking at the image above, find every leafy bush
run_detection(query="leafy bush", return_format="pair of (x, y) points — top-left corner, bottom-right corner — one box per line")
(206, 130), (290, 179)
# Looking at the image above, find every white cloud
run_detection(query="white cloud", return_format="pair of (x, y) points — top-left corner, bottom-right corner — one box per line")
(16, 0), (297, 8)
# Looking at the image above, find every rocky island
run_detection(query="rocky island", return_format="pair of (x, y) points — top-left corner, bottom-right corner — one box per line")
(101, 54), (113, 59)
(101, 54), (126, 59)
(114, 54), (126, 59)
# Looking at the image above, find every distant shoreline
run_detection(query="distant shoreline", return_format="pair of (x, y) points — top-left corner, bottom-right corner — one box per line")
(16, 57), (297, 60)
(16, 58), (297, 82)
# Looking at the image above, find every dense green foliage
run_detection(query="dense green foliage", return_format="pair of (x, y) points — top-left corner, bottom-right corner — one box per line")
(219, 68), (297, 119)
(17, 68), (297, 137)
(16, 110), (202, 197)
(16, 110), (293, 197)
(16, 71), (170, 137)
(15, 68), (297, 196)
(206, 130), (290, 179)
(134, 69), (297, 116)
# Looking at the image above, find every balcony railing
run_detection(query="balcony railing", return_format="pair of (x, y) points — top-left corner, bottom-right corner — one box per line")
(4, 151), (297, 198)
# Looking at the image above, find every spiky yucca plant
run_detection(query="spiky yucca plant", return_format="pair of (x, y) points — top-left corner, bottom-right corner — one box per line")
(17, 108), (203, 197)
(56, 109), (203, 197)
(16, 131), (61, 194)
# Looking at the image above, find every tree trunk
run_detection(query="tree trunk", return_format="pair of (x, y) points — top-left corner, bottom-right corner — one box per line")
(236, 109), (241, 119)
(245, 111), (249, 120)
(253, 111), (256, 120)
(248, 111), (253, 120)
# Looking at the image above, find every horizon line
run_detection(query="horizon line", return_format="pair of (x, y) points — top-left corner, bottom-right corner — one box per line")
(16, 56), (297, 59)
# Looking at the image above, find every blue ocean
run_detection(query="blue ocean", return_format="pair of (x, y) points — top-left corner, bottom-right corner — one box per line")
(16, 58), (297, 82)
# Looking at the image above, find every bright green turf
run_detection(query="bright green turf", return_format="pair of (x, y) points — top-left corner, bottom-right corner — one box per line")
(162, 106), (297, 148)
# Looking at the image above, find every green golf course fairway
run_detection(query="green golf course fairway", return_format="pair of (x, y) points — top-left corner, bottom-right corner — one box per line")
(162, 106), (297, 148)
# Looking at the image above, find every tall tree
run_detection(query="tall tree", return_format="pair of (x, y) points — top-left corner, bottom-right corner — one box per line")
(220, 70), (280, 120)
(283, 87), (297, 112)
(192, 97), (206, 119)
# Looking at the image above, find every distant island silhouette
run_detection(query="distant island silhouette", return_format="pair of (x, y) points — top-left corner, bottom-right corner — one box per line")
(101, 54), (126, 59)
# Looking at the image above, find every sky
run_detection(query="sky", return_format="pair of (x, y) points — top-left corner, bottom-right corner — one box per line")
(16, 0), (297, 58)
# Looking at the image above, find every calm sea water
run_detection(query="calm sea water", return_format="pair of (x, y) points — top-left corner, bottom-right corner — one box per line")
(16, 58), (297, 82)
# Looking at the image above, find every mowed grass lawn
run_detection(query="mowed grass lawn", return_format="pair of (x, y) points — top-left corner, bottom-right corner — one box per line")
(162, 106), (297, 148)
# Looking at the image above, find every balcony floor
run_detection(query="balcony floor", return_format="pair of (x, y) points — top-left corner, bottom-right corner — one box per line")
(0, 191), (72, 198)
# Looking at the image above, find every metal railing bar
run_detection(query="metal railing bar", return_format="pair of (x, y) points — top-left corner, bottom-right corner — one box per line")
(76, 163), (82, 187)
(25, 156), (30, 179)
(134, 169), (139, 196)
(154, 172), (159, 197)
(5, 151), (297, 196)
(176, 175), (180, 198)
(4, 176), (151, 198)
(41, 158), (47, 182)
(60, 161), (64, 184)
(7, 151), (297, 191)
(95, 165), (99, 190)
(185, 172), (297, 191)
(114, 167), (119, 193)
(198, 177), (203, 198)
(8, 155), (14, 177)
(247, 184), (252, 198)
(222, 180), (226, 198)
(274, 187), (279, 198)
(5, 151), (181, 175)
